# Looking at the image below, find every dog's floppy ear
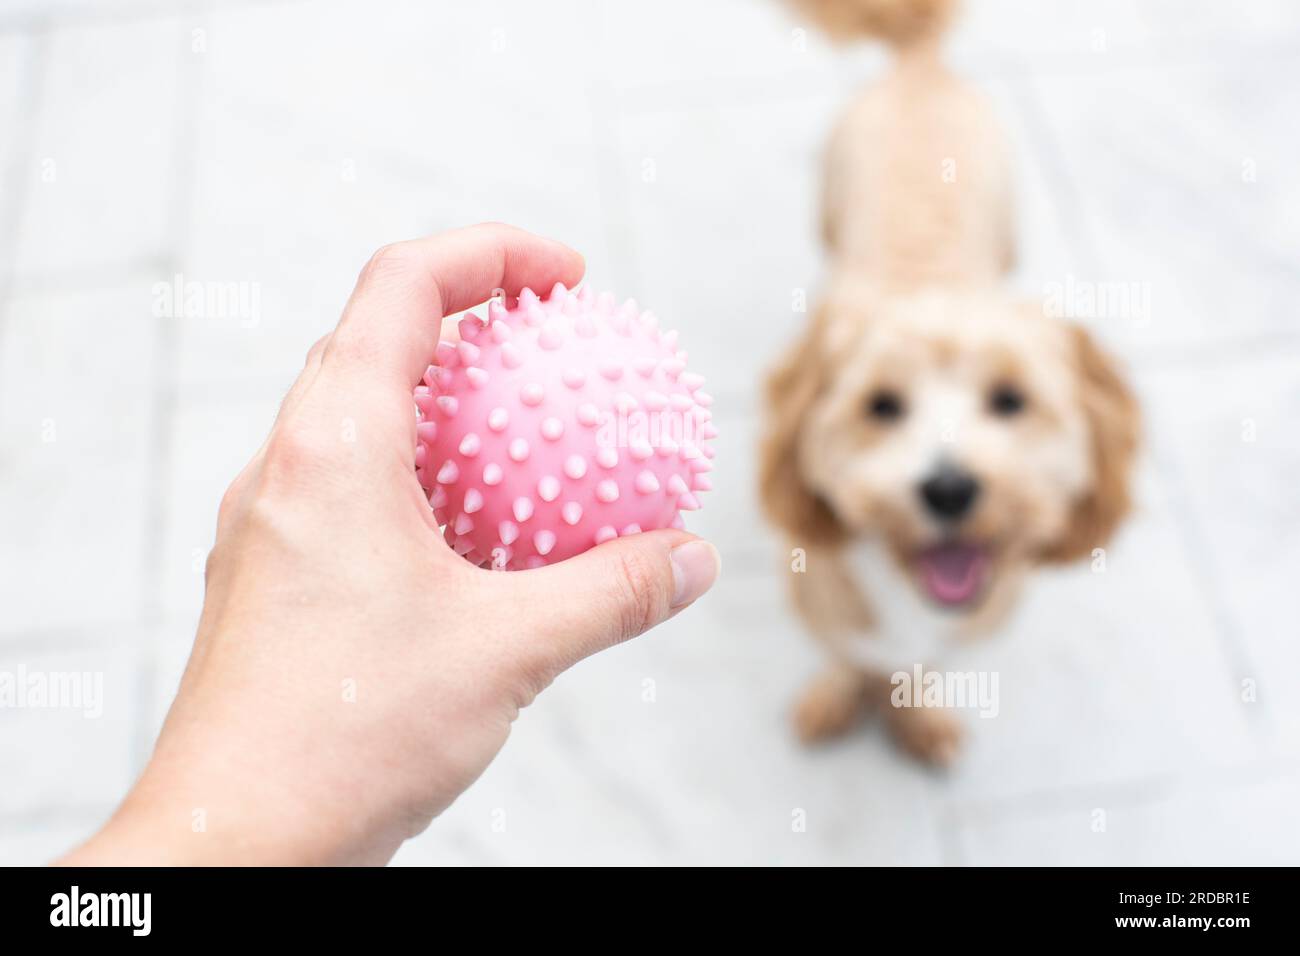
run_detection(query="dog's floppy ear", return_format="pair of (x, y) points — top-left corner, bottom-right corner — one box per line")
(758, 305), (847, 546)
(1045, 325), (1140, 563)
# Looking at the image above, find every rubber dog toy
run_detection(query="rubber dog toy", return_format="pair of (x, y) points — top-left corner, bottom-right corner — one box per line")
(414, 284), (715, 569)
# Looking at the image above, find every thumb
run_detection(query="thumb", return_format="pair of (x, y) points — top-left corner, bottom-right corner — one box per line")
(506, 532), (720, 674)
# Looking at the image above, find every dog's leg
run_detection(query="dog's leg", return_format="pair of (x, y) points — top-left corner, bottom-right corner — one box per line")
(788, 546), (880, 742)
(794, 665), (965, 765)
(793, 664), (875, 743)
(878, 683), (964, 767)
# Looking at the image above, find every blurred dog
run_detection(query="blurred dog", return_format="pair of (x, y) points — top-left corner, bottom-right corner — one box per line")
(760, 0), (1139, 763)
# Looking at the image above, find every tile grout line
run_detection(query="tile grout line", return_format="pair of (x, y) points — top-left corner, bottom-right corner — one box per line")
(129, 17), (206, 773)
(553, 41), (1300, 122)
(1126, 329), (1300, 373)
(936, 803), (967, 866)
(0, 803), (115, 834)
(1145, 431), (1267, 731)
(944, 752), (1300, 840)
(0, 24), (50, 411)
(1002, 61), (1106, 280)
(0, 0), (309, 36)
(0, 624), (148, 659)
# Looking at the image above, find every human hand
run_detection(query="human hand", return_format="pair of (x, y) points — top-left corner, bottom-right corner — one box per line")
(62, 224), (720, 866)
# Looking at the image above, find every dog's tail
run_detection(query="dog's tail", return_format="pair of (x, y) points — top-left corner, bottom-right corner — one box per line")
(788, 0), (956, 52)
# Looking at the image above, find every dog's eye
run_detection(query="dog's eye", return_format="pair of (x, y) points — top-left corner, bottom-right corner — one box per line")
(989, 383), (1026, 417)
(866, 389), (905, 422)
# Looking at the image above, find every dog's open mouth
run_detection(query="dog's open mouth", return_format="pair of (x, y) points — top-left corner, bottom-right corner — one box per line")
(915, 542), (990, 608)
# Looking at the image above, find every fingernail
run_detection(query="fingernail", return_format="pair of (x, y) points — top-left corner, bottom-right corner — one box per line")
(670, 540), (720, 608)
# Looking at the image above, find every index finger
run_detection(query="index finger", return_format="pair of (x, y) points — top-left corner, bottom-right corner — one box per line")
(328, 223), (586, 391)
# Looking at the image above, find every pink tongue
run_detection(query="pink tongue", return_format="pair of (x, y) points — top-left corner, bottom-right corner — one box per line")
(918, 544), (988, 606)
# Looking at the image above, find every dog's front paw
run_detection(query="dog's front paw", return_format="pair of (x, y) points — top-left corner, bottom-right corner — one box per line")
(793, 669), (869, 744)
(884, 704), (964, 766)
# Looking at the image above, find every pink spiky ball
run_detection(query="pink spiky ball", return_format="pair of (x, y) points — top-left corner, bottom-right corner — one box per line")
(413, 283), (715, 570)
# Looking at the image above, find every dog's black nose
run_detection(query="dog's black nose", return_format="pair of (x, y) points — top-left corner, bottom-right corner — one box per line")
(919, 466), (980, 521)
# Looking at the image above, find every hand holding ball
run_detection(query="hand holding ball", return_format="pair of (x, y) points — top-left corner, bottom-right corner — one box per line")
(414, 284), (715, 569)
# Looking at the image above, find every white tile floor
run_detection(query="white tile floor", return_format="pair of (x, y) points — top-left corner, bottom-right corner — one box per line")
(1, 0), (1298, 866)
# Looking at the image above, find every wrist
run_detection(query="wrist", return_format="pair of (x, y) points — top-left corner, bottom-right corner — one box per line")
(64, 740), (399, 866)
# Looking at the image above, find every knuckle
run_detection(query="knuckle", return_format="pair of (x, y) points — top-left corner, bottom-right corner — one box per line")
(305, 333), (331, 366)
(611, 549), (666, 641)
(203, 543), (223, 583)
(215, 489), (242, 536)
(235, 489), (297, 552)
(215, 462), (260, 529)
(264, 429), (309, 469)
(261, 428), (327, 490)
(358, 242), (414, 287)
(216, 479), (242, 524)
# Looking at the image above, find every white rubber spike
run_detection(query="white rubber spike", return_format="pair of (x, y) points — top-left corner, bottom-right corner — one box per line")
(436, 342), (459, 368)
(564, 455), (588, 480)
(458, 341), (481, 366)
(458, 317), (482, 342)
(541, 417), (564, 441)
(539, 324), (564, 350)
